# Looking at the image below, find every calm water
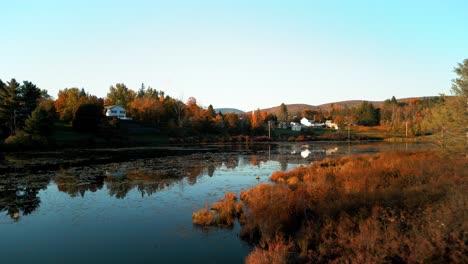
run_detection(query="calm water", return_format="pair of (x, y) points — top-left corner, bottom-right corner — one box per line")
(0, 142), (430, 263)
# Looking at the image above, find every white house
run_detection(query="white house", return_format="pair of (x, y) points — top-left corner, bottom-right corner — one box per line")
(301, 117), (325, 128)
(325, 120), (339, 130)
(300, 117), (314, 127)
(291, 122), (302, 131)
(104, 105), (128, 119)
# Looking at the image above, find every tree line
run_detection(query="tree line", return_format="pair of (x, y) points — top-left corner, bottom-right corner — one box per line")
(0, 59), (466, 153)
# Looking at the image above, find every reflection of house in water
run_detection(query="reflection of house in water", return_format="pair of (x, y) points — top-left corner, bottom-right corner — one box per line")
(301, 149), (311, 158)
(288, 144), (340, 159)
(325, 147), (338, 155)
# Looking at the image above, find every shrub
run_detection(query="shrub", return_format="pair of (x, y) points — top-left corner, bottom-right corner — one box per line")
(4, 131), (47, 149)
(193, 192), (244, 227)
(192, 208), (216, 226)
(245, 236), (295, 264)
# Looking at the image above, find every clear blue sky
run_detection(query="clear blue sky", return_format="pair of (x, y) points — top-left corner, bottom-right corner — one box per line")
(1, 0), (467, 111)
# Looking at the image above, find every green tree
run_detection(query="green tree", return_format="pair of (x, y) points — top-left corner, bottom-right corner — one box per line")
(428, 59), (467, 155)
(19, 81), (42, 116)
(278, 103), (288, 122)
(206, 105), (216, 118)
(357, 101), (380, 126)
(24, 105), (54, 136)
(0, 79), (20, 135)
(105, 83), (135, 108)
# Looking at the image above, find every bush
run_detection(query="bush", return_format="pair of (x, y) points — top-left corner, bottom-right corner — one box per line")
(193, 192), (244, 227)
(4, 131), (47, 149)
(192, 205), (216, 226)
(72, 103), (104, 133)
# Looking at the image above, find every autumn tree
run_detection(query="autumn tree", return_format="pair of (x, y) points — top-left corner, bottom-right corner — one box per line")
(54, 88), (81, 122)
(302, 109), (315, 120)
(224, 113), (240, 135)
(164, 97), (185, 128)
(55, 88), (103, 122)
(250, 109), (263, 128)
(130, 97), (164, 124)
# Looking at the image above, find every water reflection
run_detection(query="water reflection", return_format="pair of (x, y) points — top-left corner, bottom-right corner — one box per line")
(0, 142), (430, 220)
(0, 173), (50, 221)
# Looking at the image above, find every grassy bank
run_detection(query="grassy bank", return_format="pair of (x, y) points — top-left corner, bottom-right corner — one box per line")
(194, 150), (467, 263)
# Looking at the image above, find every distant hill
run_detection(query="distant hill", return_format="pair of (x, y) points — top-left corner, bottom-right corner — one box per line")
(317, 100), (383, 110)
(215, 108), (245, 114)
(255, 97), (439, 114)
(259, 104), (318, 115)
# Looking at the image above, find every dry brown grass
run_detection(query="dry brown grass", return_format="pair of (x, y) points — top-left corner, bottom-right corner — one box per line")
(193, 192), (244, 227)
(245, 235), (295, 264)
(195, 150), (467, 263)
(192, 202), (216, 226)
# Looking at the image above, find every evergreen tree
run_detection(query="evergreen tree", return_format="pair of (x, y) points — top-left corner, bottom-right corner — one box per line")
(278, 103), (288, 122)
(357, 101), (380, 126)
(19, 81), (41, 115)
(24, 105), (53, 136)
(428, 59), (467, 155)
(0, 79), (20, 135)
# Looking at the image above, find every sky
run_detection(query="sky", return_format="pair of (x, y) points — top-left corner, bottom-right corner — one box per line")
(1, 0), (467, 111)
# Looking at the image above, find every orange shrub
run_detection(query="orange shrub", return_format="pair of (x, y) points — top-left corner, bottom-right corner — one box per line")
(245, 235), (295, 264)
(192, 207), (216, 226)
(193, 192), (244, 227)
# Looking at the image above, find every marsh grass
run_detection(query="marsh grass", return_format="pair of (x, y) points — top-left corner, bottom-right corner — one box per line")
(194, 150), (467, 263)
(193, 192), (244, 227)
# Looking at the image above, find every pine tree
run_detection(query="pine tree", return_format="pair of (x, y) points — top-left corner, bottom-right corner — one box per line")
(24, 106), (53, 136)
(0, 79), (20, 135)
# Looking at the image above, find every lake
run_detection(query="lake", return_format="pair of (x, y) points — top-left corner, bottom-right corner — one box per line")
(0, 142), (430, 263)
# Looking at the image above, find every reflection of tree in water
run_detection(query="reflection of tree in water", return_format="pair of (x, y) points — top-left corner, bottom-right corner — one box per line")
(277, 155), (289, 171)
(250, 155), (268, 167)
(53, 152), (264, 199)
(53, 170), (105, 197)
(250, 155), (259, 167)
(0, 173), (50, 221)
(105, 171), (177, 198)
(224, 157), (239, 169)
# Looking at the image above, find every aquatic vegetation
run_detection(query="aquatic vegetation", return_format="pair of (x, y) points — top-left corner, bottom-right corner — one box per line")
(192, 204), (216, 226)
(193, 192), (244, 227)
(195, 150), (467, 263)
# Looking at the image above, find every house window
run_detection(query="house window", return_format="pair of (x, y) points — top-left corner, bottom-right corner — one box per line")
(120, 111), (125, 114)
(111, 110), (117, 114)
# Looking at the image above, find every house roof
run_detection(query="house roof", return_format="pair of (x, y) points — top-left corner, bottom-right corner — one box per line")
(104, 105), (124, 110)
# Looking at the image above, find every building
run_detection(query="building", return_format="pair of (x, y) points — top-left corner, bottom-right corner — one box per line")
(291, 122), (302, 131)
(300, 117), (325, 128)
(104, 105), (129, 119)
(300, 117), (314, 127)
(325, 120), (339, 130)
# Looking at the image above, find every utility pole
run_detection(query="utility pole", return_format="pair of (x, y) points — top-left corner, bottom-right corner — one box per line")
(405, 121), (408, 138)
(348, 123), (350, 142)
(268, 121), (271, 138)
